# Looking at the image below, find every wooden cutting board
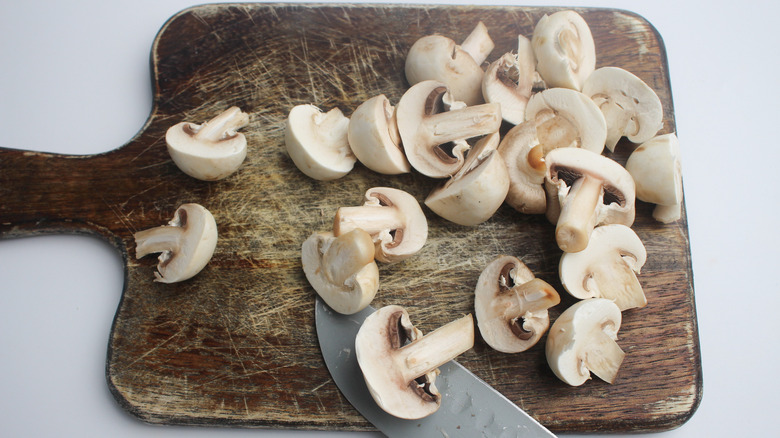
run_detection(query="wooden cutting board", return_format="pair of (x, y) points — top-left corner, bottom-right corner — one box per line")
(0, 3), (701, 433)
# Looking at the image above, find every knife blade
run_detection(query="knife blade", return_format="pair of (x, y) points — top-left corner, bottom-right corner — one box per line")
(315, 297), (556, 437)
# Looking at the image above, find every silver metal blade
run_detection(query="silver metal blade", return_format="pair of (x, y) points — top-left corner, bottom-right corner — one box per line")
(315, 297), (556, 438)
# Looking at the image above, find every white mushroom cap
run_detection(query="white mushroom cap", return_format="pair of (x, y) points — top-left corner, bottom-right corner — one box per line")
(284, 104), (355, 181)
(474, 255), (560, 353)
(498, 120), (547, 214)
(347, 95), (410, 175)
(525, 87), (607, 155)
(531, 10), (596, 91)
(545, 298), (625, 386)
(333, 187), (428, 263)
(481, 35), (537, 125)
(355, 305), (474, 419)
(559, 224), (648, 311)
(166, 107), (249, 181)
(133, 203), (218, 283)
(405, 22), (494, 106)
(582, 67), (664, 152)
(625, 133), (683, 223)
(396, 80), (502, 178)
(424, 132), (509, 226)
(545, 147), (635, 253)
(301, 229), (379, 315)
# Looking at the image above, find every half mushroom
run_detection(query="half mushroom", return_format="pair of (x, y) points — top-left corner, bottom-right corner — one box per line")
(347, 95), (410, 175)
(625, 133), (683, 223)
(531, 10), (596, 91)
(482, 35), (538, 125)
(284, 104), (355, 181)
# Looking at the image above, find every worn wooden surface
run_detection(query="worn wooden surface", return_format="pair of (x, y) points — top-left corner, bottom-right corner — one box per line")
(0, 3), (701, 433)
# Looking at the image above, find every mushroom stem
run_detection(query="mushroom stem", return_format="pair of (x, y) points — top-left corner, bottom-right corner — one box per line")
(592, 97), (632, 151)
(583, 329), (625, 384)
(425, 103), (502, 145)
(459, 22), (494, 65)
(321, 229), (376, 286)
(653, 202), (682, 224)
(134, 226), (185, 258)
(399, 314), (474, 382)
(556, 174), (603, 252)
(333, 205), (404, 238)
(195, 106), (250, 141)
(504, 278), (560, 316)
(587, 255), (647, 311)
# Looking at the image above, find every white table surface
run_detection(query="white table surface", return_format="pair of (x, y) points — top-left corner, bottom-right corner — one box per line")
(1, 0), (777, 436)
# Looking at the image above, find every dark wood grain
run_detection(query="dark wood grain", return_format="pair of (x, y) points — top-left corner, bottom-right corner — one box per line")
(0, 4), (701, 433)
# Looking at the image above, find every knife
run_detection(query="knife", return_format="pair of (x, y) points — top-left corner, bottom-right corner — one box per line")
(315, 297), (556, 437)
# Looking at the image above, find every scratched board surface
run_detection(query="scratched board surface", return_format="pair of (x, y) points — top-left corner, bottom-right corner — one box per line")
(0, 3), (701, 433)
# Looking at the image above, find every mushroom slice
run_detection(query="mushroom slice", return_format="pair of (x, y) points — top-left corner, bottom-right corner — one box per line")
(301, 229), (379, 315)
(134, 203), (218, 283)
(334, 187), (427, 263)
(166, 107), (249, 181)
(396, 80), (502, 178)
(425, 132), (509, 226)
(560, 224), (647, 311)
(482, 35), (537, 125)
(545, 298), (624, 386)
(347, 95), (410, 175)
(475, 255), (560, 353)
(355, 305), (474, 419)
(625, 133), (683, 223)
(405, 22), (494, 106)
(531, 10), (596, 91)
(525, 87), (607, 155)
(545, 147), (635, 253)
(284, 104), (355, 181)
(498, 120), (547, 214)
(582, 67), (664, 152)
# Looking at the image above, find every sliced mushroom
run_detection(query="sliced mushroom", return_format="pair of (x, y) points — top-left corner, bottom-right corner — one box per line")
(582, 67), (664, 152)
(347, 95), (410, 175)
(498, 120), (547, 214)
(532, 10), (596, 91)
(134, 203), (218, 283)
(425, 132), (509, 226)
(355, 305), (474, 419)
(405, 22), (494, 106)
(396, 80), (502, 178)
(475, 255), (560, 353)
(333, 187), (427, 263)
(625, 133), (683, 223)
(525, 87), (607, 155)
(545, 298), (624, 386)
(559, 224), (647, 311)
(545, 147), (635, 253)
(301, 229), (379, 315)
(482, 35), (537, 125)
(165, 107), (249, 181)
(284, 104), (355, 181)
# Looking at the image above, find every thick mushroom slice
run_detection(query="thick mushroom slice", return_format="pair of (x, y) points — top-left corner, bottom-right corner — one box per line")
(498, 120), (547, 214)
(525, 87), (607, 155)
(545, 298), (625, 386)
(166, 106), (249, 181)
(582, 67), (664, 152)
(284, 104), (355, 181)
(560, 224), (647, 311)
(333, 187), (427, 263)
(531, 10), (596, 91)
(355, 305), (474, 419)
(134, 203), (218, 283)
(475, 255), (560, 353)
(625, 133), (684, 223)
(482, 35), (538, 125)
(405, 22), (494, 106)
(545, 147), (636, 253)
(424, 132), (509, 226)
(301, 229), (379, 315)
(347, 95), (410, 175)
(396, 80), (502, 178)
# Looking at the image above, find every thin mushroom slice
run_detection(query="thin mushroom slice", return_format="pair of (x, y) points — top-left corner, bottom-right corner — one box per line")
(582, 67), (664, 152)
(532, 10), (596, 91)
(475, 255), (560, 353)
(625, 133), (684, 223)
(347, 95), (410, 175)
(546, 298), (625, 386)
(525, 87), (607, 155)
(133, 203), (218, 283)
(559, 224), (648, 311)
(355, 305), (474, 419)
(482, 35), (537, 125)
(284, 104), (355, 181)
(498, 120), (547, 214)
